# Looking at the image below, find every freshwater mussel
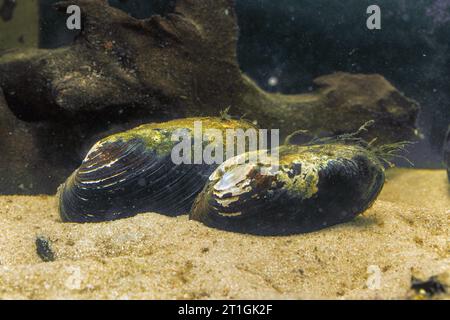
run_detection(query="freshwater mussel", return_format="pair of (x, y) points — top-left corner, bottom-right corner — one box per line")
(58, 117), (256, 222)
(190, 142), (388, 235)
(60, 115), (405, 234)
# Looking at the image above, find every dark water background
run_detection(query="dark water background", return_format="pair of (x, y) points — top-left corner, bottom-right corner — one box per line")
(31, 0), (450, 167)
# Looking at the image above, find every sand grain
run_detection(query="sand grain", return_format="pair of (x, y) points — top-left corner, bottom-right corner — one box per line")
(0, 169), (448, 299)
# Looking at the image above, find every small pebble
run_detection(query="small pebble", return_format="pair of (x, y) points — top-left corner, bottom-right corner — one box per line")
(35, 236), (55, 262)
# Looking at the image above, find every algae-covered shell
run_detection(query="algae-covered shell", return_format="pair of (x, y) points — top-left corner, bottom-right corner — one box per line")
(58, 117), (256, 222)
(190, 143), (385, 234)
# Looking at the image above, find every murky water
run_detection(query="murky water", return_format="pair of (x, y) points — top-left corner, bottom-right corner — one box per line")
(0, 0), (448, 300)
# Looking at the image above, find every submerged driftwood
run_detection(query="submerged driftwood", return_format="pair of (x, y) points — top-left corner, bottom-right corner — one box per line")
(0, 88), (78, 193)
(0, 0), (419, 194)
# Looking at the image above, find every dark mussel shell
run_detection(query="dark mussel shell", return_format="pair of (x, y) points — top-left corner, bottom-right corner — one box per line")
(190, 143), (385, 235)
(58, 117), (256, 222)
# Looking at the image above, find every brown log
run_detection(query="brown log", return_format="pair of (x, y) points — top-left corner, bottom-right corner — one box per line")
(0, 0), (419, 194)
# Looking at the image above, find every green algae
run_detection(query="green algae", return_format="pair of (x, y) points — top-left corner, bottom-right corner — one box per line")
(98, 117), (257, 157)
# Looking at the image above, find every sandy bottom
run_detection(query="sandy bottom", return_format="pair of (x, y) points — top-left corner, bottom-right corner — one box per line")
(0, 169), (448, 300)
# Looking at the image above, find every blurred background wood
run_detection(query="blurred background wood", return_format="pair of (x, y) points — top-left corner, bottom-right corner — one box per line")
(0, 0), (39, 49)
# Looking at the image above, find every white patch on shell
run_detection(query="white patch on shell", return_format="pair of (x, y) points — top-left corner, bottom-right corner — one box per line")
(84, 141), (106, 162)
(79, 169), (127, 188)
(214, 196), (240, 208)
(217, 211), (242, 217)
(209, 150), (270, 182)
(212, 162), (257, 202)
(82, 157), (121, 173)
(208, 151), (280, 210)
